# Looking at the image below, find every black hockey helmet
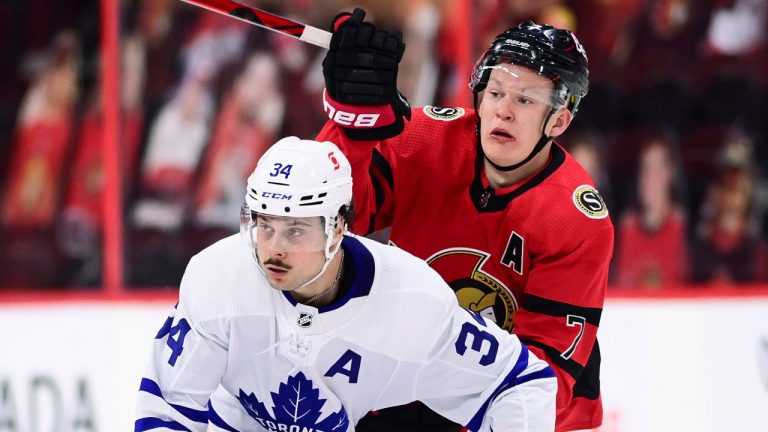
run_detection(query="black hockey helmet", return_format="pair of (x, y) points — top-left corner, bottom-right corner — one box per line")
(469, 21), (589, 115)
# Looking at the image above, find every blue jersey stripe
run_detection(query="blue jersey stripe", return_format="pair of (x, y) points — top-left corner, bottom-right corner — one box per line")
(466, 344), (537, 431)
(135, 417), (191, 431)
(208, 401), (240, 431)
(515, 364), (556, 384)
(139, 378), (209, 423)
(280, 235), (376, 311)
(322, 236), (376, 312)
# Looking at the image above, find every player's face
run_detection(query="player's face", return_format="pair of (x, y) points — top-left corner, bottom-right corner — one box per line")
(254, 215), (329, 291)
(638, 141), (673, 208)
(478, 65), (571, 168)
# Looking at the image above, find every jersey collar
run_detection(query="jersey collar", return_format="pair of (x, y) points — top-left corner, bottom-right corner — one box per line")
(280, 235), (375, 313)
(470, 141), (566, 213)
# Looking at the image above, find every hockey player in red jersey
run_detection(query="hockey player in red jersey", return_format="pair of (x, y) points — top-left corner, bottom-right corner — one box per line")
(317, 9), (613, 432)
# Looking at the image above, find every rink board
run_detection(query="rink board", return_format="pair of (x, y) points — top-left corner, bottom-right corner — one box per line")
(0, 297), (767, 431)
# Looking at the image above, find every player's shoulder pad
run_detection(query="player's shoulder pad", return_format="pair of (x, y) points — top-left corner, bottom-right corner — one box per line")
(420, 105), (467, 122)
(571, 184), (609, 220)
(180, 235), (259, 318)
(357, 235), (456, 306)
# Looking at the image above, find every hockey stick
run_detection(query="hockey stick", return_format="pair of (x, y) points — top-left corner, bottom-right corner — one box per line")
(179, 0), (332, 49)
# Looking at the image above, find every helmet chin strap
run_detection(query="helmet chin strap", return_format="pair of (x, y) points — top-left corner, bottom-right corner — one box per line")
(484, 132), (552, 172)
(290, 239), (342, 290)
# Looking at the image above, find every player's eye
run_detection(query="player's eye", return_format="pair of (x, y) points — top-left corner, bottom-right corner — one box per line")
(258, 223), (274, 234)
(287, 228), (304, 238)
(516, 95), (534, 105)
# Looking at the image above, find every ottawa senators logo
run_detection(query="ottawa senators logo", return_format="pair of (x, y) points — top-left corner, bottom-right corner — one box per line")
(423, 106), (465, 121)
(572, 185), (608, 219)
(427, 248), (518, 331)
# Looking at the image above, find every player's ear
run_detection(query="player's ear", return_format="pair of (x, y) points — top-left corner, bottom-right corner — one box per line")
(547, 108), (572, 138)
(330, 218), (345, 246)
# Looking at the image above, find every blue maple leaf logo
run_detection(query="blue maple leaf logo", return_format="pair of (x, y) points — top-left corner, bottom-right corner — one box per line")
(237, 372), (349, 431)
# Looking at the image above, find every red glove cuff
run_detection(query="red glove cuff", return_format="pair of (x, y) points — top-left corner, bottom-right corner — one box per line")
(332, 13), (352, 31)
(323, 89), (396, 129)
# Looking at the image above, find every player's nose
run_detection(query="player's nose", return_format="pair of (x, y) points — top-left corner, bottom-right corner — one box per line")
(262, 235), (289, 256)
(495, 99), (514, 120)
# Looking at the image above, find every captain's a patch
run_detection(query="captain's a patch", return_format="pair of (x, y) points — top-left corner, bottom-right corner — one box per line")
(423, 106), (465, 121)
(572, 185), (608, 219)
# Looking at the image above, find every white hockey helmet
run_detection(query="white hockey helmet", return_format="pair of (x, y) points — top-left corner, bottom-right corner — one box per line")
(242, 136), (352, 253)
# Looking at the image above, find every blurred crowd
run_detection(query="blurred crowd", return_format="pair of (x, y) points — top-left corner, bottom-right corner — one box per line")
(0, 0), (766, 289)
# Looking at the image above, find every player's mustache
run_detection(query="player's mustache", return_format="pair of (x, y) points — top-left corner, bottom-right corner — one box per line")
(263, 258), (291, 270)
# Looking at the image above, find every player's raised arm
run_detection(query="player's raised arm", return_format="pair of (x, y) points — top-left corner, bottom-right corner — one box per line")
(316, 8), (413, 235)
(321, 8), (411, 141)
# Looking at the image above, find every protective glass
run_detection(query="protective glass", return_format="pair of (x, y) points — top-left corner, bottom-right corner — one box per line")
(471, 56), (569, 110)
(240, 205), (328, 253)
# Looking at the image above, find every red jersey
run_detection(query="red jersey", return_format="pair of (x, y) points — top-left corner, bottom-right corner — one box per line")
(317, 106), (614, 431)
(615, 207), (688, 287)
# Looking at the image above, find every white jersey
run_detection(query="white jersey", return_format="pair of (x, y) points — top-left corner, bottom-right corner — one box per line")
(135, 234), (556, 432)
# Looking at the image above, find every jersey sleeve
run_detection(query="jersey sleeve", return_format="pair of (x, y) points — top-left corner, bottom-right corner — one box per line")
(135, 258), (229, 431)
(316, 121), (404, 235)
(413, 293), (557, 432)
(514, 222), (613, 422)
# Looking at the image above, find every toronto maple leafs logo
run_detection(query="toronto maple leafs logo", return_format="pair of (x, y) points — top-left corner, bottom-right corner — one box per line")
(237, 372), (349, 431)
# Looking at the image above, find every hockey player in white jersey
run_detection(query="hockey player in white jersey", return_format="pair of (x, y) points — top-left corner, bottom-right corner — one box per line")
(135, 136), (557, 431)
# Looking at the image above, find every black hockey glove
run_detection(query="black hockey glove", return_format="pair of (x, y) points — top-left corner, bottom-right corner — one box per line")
(322, 8), (411, 141)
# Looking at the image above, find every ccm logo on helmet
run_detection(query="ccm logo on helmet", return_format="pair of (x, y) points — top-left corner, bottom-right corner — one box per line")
(572, 185), (608, 219)
(262, 192), (292, 200)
